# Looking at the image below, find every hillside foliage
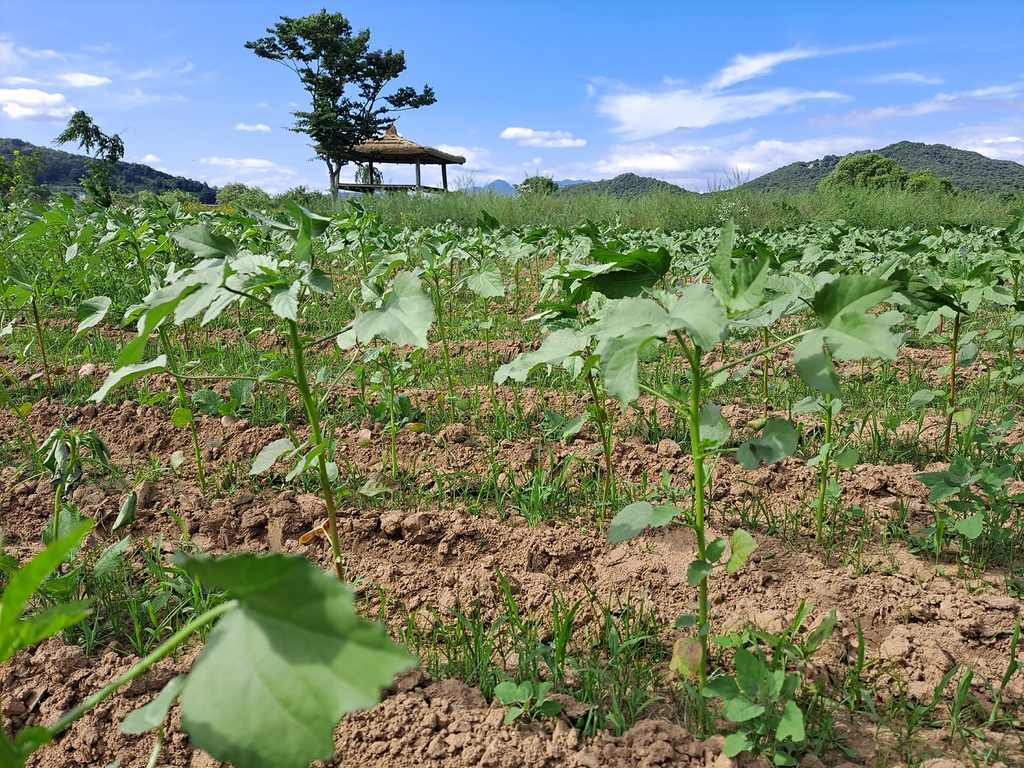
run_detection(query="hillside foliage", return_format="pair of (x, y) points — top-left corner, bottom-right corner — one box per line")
(557, 172), (689, 198)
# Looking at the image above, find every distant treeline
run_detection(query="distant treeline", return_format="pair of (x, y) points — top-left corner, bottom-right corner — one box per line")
(0, 138), (217, 204)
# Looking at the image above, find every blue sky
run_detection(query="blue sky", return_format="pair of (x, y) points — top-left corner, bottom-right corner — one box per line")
(2, 1), (1022, 193)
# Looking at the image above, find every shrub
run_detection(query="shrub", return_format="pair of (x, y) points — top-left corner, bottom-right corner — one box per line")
(818, 153), (909, 191)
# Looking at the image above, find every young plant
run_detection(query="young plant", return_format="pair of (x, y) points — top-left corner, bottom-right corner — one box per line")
(493, 680), (563, 725)
(1, 525), (415, 768)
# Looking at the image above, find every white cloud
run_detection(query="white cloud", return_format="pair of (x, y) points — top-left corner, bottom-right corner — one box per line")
(500, 127), (587, 148)
(862, 72), (944, 86)
(200, 157), (296, 174)
(820, 81), (1024, 127)
(592, 136), (872, 190)
(56, 72), (112, 87)
(0, 88), (75, 120)
(235, 122), (271, 132)
(708, 42), (896, 90)
(140, 154), (161, 163)
(598, 87), (848, 139)
(18, 46), (60, 59)
(2, 76), (40, 86)
(436, 144), (487, 169)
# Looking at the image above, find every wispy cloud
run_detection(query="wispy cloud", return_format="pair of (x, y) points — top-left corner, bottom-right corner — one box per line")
(861, 72), (944, 86)
(235, 122), (271, 132)
(200, 157), (296, 174)
(499, 127), (587, 148)
(1, 76), (40, 86)
(819, 80), (1024, 127)
(598, 88), (847, 140)
(0, 88), (75, 120)
(708, 42), (897, 90)
(55, 72), (112, 87)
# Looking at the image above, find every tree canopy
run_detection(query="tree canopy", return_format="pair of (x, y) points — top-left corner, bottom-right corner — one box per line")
(54, 111), (125, 206)
(818, 153), (909, 192)
(516, 175), (558, 196)
(246, 9), (436, 198)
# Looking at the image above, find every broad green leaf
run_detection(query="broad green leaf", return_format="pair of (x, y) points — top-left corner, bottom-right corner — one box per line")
(353, 272), (435, 348)
(93, 537), (131, 580)
(466, 260), (505, 298)
(303, 267), (333, 295)
(0, 521), (93, 664)
(702, 675), (740, 700)
(726, 529), (757, 574)
(121, 676), (187, 734)
(606, 502), (681, 545)
(727, 255), (770, 313)
(725, 695), (765, 723)
(666, 284), (728, 350)
(734, 647), (764, 696)
(250, 438), (296, 475)
(269, 281), (301, 322)
(706, 538), (727, 563)
(954, 514), (984, 540)
(173, 225), (238, 260)
(177, 554), (415, 768)
(793, 332), (840, 398)
(75, 296), (111, 338)
(811, 275), (895, 326)
(686, 559), (714, 587)
(823, 312), (900, 361)
(776, 700), (806, 743)
(494, 329), (591, 384)
(723, 732), (753, 758)
(709, 219), (736, 299)
(171, 408), (194, 428)
(112, 492), (137, 533)
(737, 417), (797, 469)
(583, 246), (672, 299)
(90, 356), (168, 403)
(805, 608), (838, 655)
(191, 389), (224, 416)
(908, 389), (936, 409)
(698, 404), (731, 449)
(834, 448), (861, 470)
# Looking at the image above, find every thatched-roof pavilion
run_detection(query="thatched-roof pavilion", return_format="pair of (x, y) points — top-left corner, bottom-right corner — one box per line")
(342, 125), (466, 193)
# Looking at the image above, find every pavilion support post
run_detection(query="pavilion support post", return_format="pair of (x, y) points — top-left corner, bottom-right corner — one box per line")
(441, 164), (449, 192)
(415, 163), (422, 190)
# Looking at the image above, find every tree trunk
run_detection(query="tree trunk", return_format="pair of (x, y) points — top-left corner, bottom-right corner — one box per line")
(325, 157), (340, 201)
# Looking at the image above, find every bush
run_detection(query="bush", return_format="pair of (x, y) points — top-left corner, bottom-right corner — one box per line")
(516, 175), (558, 196)
(216, 182), (272, 211)
(905, 169), (956, 195)
(818, 153), (909, 191)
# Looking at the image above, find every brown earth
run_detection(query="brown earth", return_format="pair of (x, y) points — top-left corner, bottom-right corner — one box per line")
(1, 393), (1022, 768)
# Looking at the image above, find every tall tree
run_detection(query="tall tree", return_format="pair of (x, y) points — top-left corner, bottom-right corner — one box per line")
(54, 111), (124, 206)
(246, 9), (437, 199)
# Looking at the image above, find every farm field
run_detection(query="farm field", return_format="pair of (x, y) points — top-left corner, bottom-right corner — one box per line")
(2, 196), (1024, 767)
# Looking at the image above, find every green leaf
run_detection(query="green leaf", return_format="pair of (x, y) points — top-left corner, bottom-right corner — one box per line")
(834, 448), (861, 470)
(666, 284), (728, 350)
(710, 219), (736, 299)
(594, 298), (669, 404)
(725, 695), (765, 723)
(93, 537), (131, 580)
(811, 275), (895, 326)
(583, 246), (672, 299)
(706, 538), (727, 563)
(493, 681), (520, 705)
(269, 281), (301, 322)
(173, 225), (238, 260)
(177, 553), (415, 768)
(823, 311), (900, 361)
(171, 407), (194, 429)
(0, 521), (93, 665)
(737, 417), (797, 469)
(250, 438), (296, 475)
(727, 529), (757, 574)
(805, 608), (837, 655)
(606, 502), (681, 545)
(776, 700), (806, 743)
(191, 389), (225, 416)
(120, 675), (187, 734)
(954, 514), (984, 540)
(793, 332), (840, 397)
(75, 296), (111, 338)
(723, 731), (753, 758)
(353, 272), (435, 348)
(698, 404), (731, 449)
(112, 492), (137, 533)
(734, 647), (765, 697)
(466, 259), (505, 298)
(494, 329), (591, 384)
(90, 356), (168, 404)
(686, 559), (714, 587)
(702, 675), (740, 701)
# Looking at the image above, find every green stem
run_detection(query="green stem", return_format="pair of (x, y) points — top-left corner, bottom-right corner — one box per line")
(762, 326), (770, 420)
(30, 297), (53, 399)
(46, 600), (236, 740)
(585, 369), (614, 501)
(384, 348), (399, 477)
(943, 313), (961, 456)
(158, 328), (208, 495)
(677, 333), (709, 695)
(287, 320), (345, 580)
(815, 394), (834, 542)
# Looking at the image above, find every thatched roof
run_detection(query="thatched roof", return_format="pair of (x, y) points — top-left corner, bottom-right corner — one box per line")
(350, 125), (465, 165)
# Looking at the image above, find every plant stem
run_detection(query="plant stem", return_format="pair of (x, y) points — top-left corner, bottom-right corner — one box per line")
(943, 313), (961, 456)
(286, 320), (345, 580)
(762, 326), (770, 420)
(815, 394), (834, 542)
(585, 369), (614, 501)
(158, 328), (207, 495)
(46, 600), (236, 740)
(677, 333), (709, 695)
(30, 297), (53, 399)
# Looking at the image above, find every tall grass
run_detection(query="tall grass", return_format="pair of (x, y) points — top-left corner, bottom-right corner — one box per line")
(306, 186), (1021, 232)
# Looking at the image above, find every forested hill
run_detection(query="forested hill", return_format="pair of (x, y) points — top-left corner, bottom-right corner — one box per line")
(557, 172), (689, 197)
(0, 138), (217, 203)
(742, 142), (1024, 194)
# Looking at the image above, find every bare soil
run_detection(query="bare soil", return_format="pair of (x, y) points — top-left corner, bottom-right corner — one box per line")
(1, 394), (1021, 768)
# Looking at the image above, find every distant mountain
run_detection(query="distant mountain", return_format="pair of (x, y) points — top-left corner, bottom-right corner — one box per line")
(557, 173), (689, 198)
(741, 142), (1024, 194)
(0, 138), (217, 203)
(464, 179), (516, 195)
